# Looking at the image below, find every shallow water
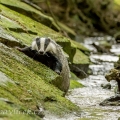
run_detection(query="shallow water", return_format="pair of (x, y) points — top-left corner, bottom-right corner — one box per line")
(67, 37), (120, 120)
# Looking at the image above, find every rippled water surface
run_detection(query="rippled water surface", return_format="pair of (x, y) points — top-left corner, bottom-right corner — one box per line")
(67, 37), (120, 120)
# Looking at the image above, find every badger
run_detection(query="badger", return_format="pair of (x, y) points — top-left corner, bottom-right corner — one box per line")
(31, 37), (57, 55)
(16, 37), (70, 94)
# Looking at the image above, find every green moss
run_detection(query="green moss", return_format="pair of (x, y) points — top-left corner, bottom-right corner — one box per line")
(0, 44), (80, 117)
(0, 0), (90, 117)
(71, 40), (90, 52)
(115, 0), (120, 6)
(70, 72), (80, 80)
(70, 80), (84, 89)
(0, 101), (41, 120)
(0, 2), (90, 64)
(0, 0), (76, 37)
(0, 4), (58, 45)
(73, 49), (90, 64)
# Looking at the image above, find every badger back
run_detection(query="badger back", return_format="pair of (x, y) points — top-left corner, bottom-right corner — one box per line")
(55, 45), (70, 94)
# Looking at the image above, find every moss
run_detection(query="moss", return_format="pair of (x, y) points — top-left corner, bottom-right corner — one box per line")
(70, 72), (80, 80)
(0, 44), (80, 117)
(0, 0), (77, 37)
(73, 49), (90, 64)
(0, 4), (59, 45)
(0, 101), (41, 120)
(0, 0), (91, 117)
(70, 40), (90, 52)
(70, 80), (84, 89)
(115, 0), (120, 6)
(0, 2), (90, 64)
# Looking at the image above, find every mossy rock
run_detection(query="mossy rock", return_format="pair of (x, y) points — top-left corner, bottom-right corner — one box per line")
(0, 0), (76, 37)
(0, 43), (80, 118)
(70, 72), (80, 80)
(70, 80), (84, 89)
(70, 72), (84, 89)
(0, 0), (90, 118)
(0, 2), (90, 64)
(73, 49), (90, 64)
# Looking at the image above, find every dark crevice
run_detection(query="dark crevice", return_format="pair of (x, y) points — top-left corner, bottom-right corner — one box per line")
(9, 27), (38, 35)
(0, 37), (25, 48)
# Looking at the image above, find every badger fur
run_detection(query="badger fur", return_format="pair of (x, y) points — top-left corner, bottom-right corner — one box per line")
(16, 46), (62, 75)
(31, 37), (57, 55)
(16, 37), (70, 94)
(31, 37), (70, 94)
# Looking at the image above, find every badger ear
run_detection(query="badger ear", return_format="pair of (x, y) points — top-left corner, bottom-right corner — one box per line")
(48, 37), (51, 39)
(47, 37), (51, 41)
(33, 36), (40, 41)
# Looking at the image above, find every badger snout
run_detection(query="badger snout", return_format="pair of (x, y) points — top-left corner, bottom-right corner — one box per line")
(39, 51), (44, 54)
(38, 50), (45, 55)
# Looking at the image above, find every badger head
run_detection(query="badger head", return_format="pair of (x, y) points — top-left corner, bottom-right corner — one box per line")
(31, 37), (57, 55)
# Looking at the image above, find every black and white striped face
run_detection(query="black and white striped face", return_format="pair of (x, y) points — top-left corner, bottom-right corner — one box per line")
(31, 37), (57, 55)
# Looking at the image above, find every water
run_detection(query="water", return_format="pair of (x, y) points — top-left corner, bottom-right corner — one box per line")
(67, 37), (120, 120)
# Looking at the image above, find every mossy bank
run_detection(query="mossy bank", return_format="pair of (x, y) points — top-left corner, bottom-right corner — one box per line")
(0, 0), (90, 119)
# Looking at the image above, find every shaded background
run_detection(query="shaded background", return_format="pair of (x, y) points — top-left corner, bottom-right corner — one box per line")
(23, 0), (120, 40)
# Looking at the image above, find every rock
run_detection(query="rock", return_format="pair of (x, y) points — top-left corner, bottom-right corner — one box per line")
(0, 0), (76, 37)
(101, 83), (111, 89)
(0, 0), (90, 118)
(92, 42), (110, 53)
(0, 98), (14, 104)
(102, 52), (120, 106)
(69, 64), (88, 79)
(105, 68), (120, 93)
(100, 94), (120, 106)
(0, 42), (80, 119)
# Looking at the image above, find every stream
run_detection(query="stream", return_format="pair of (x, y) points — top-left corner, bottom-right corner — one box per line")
(67, 37), (120, 120)
(44, 37), (120, 120)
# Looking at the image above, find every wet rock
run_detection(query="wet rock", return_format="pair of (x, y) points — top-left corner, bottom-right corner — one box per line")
(100, 94), (120, 106)
(34, 109), (45, 118)
(69, 64), (89, 79)
(105, 68), (120, 93)
(35, 104), (45, 118)
(92, 42), (110, 53)
(114, 32), (120, 43)
(101, 83), (111, 89)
